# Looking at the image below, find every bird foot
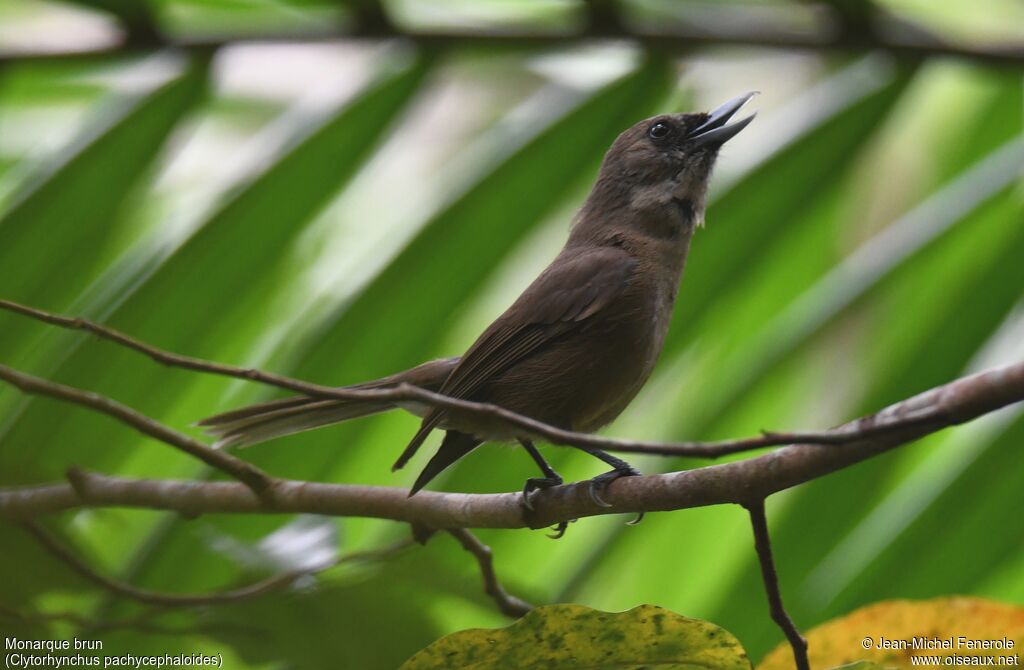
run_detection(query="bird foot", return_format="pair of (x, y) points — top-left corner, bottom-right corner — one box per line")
(520, 476), (572, 538)
(588, 466), (641, 507)
(588, 465), (644, 525)
(521, 475), (563, 512)
(547, 520), (572, 539)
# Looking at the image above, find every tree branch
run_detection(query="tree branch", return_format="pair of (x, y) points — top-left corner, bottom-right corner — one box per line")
(0, 16), (1020, 67)
(2, 361), (1020, 527)
(447, 528), (532, 618)
(0, 363), (274, 495)
(0, 300), (975, 460)
(19, 519), (413, 607)
(745, 500), (808, 670)
(19, 517), (532, 621)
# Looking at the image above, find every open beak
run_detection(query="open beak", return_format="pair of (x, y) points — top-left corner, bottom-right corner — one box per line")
(689, 91), (758, 149)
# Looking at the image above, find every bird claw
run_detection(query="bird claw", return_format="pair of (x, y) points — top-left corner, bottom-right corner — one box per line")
(547, 521), (569, 539)
(521, 475), (563, 512)
(520, 476), (571, 538)
(626, 512), (645, 526)
(589, 481), (614, 508)
(587, 466), (642, 509)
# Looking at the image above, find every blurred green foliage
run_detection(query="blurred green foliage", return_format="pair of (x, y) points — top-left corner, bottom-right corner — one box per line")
(0, 0), (1021, 668)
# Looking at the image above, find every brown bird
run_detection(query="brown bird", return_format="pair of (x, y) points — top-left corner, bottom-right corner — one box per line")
(200, 93), (756, 521)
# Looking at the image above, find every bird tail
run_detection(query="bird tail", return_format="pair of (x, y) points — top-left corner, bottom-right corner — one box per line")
(198, 393), (393, 449)
(197, 357), (459, 449)
(409, 431), (482, 495)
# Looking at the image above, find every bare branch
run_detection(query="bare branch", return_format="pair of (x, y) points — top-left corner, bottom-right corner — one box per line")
(447, 528), (532, 618)
(2, 361), (1020, 527)
(19, 520), (413, 607)
(0, 300), (978, 460)
(0, 18), (1020, 67)
(745, 500), (808, 670)
(0, 363), (274, 495)
(0, 299), (341, 397)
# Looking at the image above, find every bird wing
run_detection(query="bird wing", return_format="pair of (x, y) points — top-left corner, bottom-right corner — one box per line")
(393, 245), (637, 472)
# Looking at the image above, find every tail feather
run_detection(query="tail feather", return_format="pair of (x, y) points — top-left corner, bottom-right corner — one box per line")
(409, 431), (482, 495)
(201, 396), (393, 448)
(195, 395), (314, 425)
(197, 356), (460, 450)
(391, 415), (439, 472)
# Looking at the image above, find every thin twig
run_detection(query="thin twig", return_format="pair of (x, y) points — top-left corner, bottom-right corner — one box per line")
(0, 363), (274, 495)
(744, 500), (808, 670)
(447, 528), (532, 618)
(1, 360), (1020, 527)
(0, 19), (1020, 67)
(20, 520), (413, 607)
(0, 300), (972, 460)
(0, 299), (341, 395)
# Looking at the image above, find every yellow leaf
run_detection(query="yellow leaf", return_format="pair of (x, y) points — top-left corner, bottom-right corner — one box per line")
(401, 603), (752, 669)
(759, 597), (1024, 670)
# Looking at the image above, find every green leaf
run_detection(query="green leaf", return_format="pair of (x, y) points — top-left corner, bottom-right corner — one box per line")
(0, 51), (433, 609)
(0, 57), (431, 480)
(719, 71), (1024, 654)
(662, 60), (915, 360)
(827, 413), (1024, 612)
(761, 189), (1024, 619)
(90, 527), (451, 666)
(702, 139), (1024, 625)
(0, 57), (208, 368)
(201, 558), (444, 669)
(401, 604), (752, 670)
(148, 0), (344, 36)
(6, 55), (430, 611)
(696, 169), (1021, 657)
(699, 138), (1021, 435)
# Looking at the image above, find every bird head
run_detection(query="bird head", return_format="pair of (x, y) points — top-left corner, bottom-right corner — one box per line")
(579, 92), (756, 238)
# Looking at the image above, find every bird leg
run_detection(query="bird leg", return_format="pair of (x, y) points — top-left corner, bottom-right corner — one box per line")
(519, 439), (563, 510)
(518, 439), (569, 538)
(582, 448), (644, 525)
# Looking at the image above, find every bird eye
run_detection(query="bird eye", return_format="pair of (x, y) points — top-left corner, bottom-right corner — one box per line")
(648, 122), (671, 140)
